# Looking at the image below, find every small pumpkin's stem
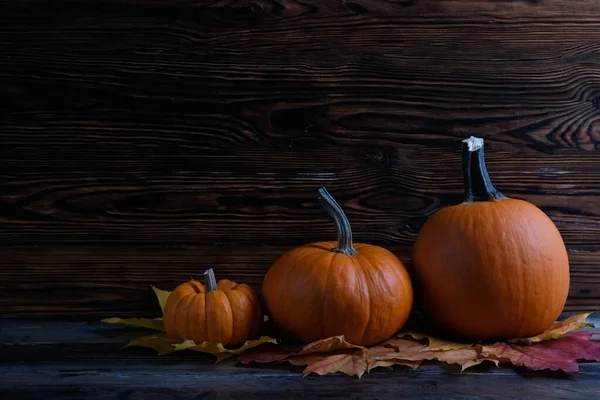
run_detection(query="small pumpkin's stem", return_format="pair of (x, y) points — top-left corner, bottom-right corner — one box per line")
(204, 268), (218, 292)
(317, 187), (358, 256)
(461, 136), (505, 202)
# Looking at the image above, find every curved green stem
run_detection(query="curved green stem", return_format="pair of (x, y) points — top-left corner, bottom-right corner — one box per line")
(462, 136), (505, 202)
(317, 187), (358, 256)
(204, 268), (218, 292)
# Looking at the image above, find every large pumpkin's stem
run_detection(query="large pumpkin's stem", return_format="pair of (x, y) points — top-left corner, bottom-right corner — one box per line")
(204, 268), (218, 292)
(462, 136), (505, 202)
(317, 187), (358, 256)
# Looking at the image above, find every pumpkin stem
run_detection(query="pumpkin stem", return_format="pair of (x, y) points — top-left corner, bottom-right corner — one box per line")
(204, 268), (218, 292)
(462, 136), (505, 202)
(317, 187), (358, 256)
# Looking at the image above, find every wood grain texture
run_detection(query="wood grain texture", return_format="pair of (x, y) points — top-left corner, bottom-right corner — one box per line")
(1, 0), (600, 316)
(0, 316), (599, 399)
(1, 245), (599, 317)
(3, 146), (600, 246)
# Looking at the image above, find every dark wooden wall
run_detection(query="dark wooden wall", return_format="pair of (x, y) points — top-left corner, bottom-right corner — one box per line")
(1, 0), (600, 318)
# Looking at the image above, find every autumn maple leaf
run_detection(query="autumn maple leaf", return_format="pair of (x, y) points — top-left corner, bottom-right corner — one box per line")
(367, 344), (422, 370)
(290, 350), (370, 378)
(240, 313), (599, 377)
(481, 331), (600, 373)
(508, 313), (595, 344)
(370, 336), (495, 372)
(398, 331), (473, 351)
(239, 335), (370, 378)
(105, 287), (599, 378)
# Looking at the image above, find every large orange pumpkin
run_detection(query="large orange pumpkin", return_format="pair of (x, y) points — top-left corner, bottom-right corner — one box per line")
(163, 269), (262, 347)
(262, 187), (414, 347)
(412, 136), (570, 340)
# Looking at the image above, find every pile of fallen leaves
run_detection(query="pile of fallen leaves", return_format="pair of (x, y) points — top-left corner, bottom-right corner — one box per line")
(103, 286), (600, 378)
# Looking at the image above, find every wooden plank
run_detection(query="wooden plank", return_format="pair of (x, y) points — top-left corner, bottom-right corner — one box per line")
(1, 314), (596, 346)
(1, 362), (599, 400)
(8, 0), (600, 20)
(0, 147), (600, 245)
(0, 316), (599, 399)
(2, 146), (600, 246)
(2, 3), (600, 139)
(1, 245), (598, 316)
(2, 363), (598, 400)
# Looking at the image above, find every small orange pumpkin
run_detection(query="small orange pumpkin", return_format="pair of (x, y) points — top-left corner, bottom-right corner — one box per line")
(412, 136), (570, 340)
(262, 187), (414, 347)
(163, 269), (262, 347)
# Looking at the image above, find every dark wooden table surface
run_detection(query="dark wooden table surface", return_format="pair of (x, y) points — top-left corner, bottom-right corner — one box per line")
(1, 314), (599, 400)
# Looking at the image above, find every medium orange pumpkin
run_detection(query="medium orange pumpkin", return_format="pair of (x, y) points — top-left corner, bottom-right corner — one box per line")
(163, 269), (262, 347)
(412, 136), (570, 340)
(262, 187), (414, 347)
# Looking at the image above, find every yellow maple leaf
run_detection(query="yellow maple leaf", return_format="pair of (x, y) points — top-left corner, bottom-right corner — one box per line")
(150, 285), (171, 313)
(116, 331), (277, 362)
(101, 286), (172, 331)
(508, 313), (595, 345)
(122, 333), (180, 355)
(101, 317), (165, 331)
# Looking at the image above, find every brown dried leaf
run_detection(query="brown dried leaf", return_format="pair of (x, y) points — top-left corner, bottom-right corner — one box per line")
(367, 345), (422, 370)
(172, 336), (278, 362)
(481, 331), (600, 373)
(291, 350), (369, 378)
(238, 343), (302, 364)
(398, 331), (473, 351)
(379, 337), (494, 372)
(238, 335), (369, 377)
(101, 317), (165, 332)
(296, 335), (364, 355)
(238, 334), (362, 364)
(509, 313), (595, 345)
